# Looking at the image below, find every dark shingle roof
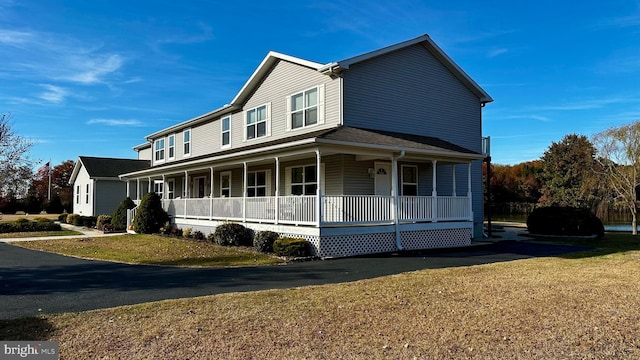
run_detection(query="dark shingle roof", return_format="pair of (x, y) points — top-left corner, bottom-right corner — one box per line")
(79, 156), (150, 178)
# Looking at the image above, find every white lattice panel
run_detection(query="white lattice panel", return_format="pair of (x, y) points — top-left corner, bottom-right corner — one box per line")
(315, 232), (396, 258)
(401, 228), (471, 250)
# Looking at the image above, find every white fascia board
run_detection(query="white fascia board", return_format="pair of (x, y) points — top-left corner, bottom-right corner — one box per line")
(145, 104), (237, 140)
(68, 157), (84, 185)
(315, 138), (485, 161)
(230, 51), (324, 106)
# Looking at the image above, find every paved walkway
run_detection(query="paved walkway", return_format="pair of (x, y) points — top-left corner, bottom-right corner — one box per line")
(0, 228), (589, 320)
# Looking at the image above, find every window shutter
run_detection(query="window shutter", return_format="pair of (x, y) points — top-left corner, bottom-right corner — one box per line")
(318, 84), (325, 125)
(285, 95), (292, 131)
(266, 102), (272, 136)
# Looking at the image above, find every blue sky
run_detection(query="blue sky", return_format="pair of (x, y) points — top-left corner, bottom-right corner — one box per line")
(1, 0), (639, 167)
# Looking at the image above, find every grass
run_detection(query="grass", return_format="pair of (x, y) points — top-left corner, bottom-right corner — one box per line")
(0, 213), (61, 222)
(2, 233), (640, 359)
(12, 234), (284, 267)
(0, 230), (83, 239)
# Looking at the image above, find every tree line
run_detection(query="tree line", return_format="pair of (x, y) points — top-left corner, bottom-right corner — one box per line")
(486, 121), (640, 234)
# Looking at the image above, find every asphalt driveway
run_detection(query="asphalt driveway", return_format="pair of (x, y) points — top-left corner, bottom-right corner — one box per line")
(0, 240), (590, 320)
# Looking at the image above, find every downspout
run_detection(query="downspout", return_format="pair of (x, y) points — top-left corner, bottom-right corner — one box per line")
(393, 150), (406, 251)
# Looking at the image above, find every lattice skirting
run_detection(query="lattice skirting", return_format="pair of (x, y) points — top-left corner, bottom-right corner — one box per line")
(400, 228), (471, 250)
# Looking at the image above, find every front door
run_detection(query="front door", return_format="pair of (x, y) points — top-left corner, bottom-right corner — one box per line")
(193, 177), (206, 198)
(374, 162), (392, 195)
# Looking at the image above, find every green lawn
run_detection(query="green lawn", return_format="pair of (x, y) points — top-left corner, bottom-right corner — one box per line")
(0, 230), (84, 239)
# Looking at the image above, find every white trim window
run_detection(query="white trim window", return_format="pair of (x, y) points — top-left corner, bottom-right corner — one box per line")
(287, 85), (324, 131)
(288, 165), (316, 195)
(221, 116), (231, 148)
(247, 170), (269, 197)
(154, 180), (164, 198)
(85, 184), (90, 204)
(76, 185), (80, 204)
(220, 171), (231, 197)
(245, 103), (270, 140)
(154, 138), (165, 162)
(167, 179), (175, 199)
(183, 129), (191, 156)
(168, 134), (175, 160)
(401, 165), (418, 196)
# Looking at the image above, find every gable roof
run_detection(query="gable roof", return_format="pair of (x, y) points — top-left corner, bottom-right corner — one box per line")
(144, 34), (492, 140)
(70, 156), (150, 184)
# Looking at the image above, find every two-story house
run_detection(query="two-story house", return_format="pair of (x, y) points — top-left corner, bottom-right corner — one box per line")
(120, 34), (492, 258)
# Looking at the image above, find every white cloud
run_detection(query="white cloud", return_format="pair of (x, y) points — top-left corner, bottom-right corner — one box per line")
(38, 84), (67, 103)
(87, 119), (144, 127)
(487, 48), (508, 58)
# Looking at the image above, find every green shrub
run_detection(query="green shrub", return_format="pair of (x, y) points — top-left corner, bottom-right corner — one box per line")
(112, 197), (136, 231)
(253, 231), (279, 253)
(58, 213), (68, 222)
(66, 213), (80, 225)
(133, 192), (169, 234)
(79, 216), (97, 228)
(171, 227), (183, 237)
(192, 230), (205, 241)
(211, 223), (252, 246)
(96, 214), (112, 231)
(0, 220), (61, 234)
(14, 218), (30, 224)
(273, 237), (309, 257)
(33, 217), (52, 223)
(527, 206), (605, 238)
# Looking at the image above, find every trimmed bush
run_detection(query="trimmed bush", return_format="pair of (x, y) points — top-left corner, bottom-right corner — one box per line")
(183, 228), (192, 238)
(527, 206), (605, 238)
(0, 220), (62, 234)
(58, 213), (68, 222)
(192, 230), (205, 241)
(253, 231), (279, 253)
(133, 192), (169, 234)
(112, 197), (136, 231)
(273, 237), (309, 257)
(80, 216), (97, 228)
(96, 215), (112, 231)
(33, 217), (52, 223)
(66, 214), (80, 225)
(14, 218), (30, 224)
(211, 223), (252, 246)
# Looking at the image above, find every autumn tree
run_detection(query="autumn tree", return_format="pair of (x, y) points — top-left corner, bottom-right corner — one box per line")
(0, 113), (34, 199)
(28, 160), (74, 212)
(539, 134), (596, 208)
(485, 161), (542, 204)
(592, 121), (640, 235)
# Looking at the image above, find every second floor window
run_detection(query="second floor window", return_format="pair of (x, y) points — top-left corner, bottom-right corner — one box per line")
(288, 85), (324, 131)
(245, 104), (269, 140)
(168, 134), (175, 159)
(221, 117), (230, 147)
(154, 138), (165, 162)
(183, 129), (191, 156)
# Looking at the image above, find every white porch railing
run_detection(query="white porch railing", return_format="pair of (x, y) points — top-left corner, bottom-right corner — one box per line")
(158, 195), (471, 227)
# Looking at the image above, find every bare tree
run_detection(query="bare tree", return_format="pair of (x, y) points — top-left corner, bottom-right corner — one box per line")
(0, 113), (35, 198)
(592, 121), (640, 235)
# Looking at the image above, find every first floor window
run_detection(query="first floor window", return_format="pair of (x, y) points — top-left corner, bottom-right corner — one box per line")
(220, 172), (231, 197)
(290, 165), (316, 195)
(246, 104), (268, 140)
(221, 117), (230, 147)
(167, 179), (175, 199)
(154, 180), (164, 198)
(247, 171), (268, 197)
(401, 165), (418, 196)
(155, 138), (165, 162)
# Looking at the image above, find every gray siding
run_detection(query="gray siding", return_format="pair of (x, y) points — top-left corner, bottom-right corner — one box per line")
(342, 44), (481, 152)
(342, 155), (375, 195)
(94, 180), (127, 216)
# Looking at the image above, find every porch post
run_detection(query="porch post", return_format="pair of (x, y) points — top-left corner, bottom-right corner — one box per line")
(452, 164), (457, 197)
(468, 162), (473, 221)
(148, 177), (152, 194)
(126, 180), (130, 198)
(162, 175), (166, 199)
(210, 167), (214, 220)
(243, 162), (248, 223)
(184, 171), (188, 219)
(316, 150), (322, 227)
(275, 157), (280, 225)
(136, 178), (140, 201)
(432, 160), (438, 222)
